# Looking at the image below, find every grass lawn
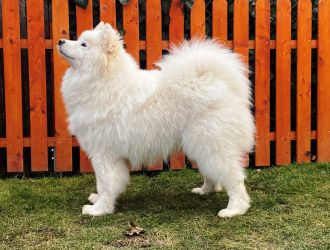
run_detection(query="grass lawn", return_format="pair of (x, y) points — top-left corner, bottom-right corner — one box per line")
(0, 164), (329, 249)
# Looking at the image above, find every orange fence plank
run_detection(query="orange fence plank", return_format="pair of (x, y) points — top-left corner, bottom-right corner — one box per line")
(233, 0), (249, 63)
(169, 0), (184, 45)
(146, 0), (163, 171)
(100, 0), (116, 28)
(191, 0), (205, 38)
(52, 0), (72, 172)
(26, 0), (48, 171)
(146, 0), (162, 69)
(76, 1), (93, 34)
(276, 0), (291, 165)
(190, 0), (205, 169)
(317, 0), (330, 162)
(234, 0), (249, 167)
(2, 0), (23, 172)
(76, 2), (94, 173)
(168, 0), (185, 170)
(255, 0), (270, 166)
(170, 152), (185, 170)
(150, 160), (164, 172)
(212, 0), (227, 44)
(123, 0), (139, 62)
(123, 0), (140, 171)
(296, 0), (312, 163)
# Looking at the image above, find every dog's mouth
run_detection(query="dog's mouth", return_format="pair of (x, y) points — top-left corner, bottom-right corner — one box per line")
(59, 48), (75, 61)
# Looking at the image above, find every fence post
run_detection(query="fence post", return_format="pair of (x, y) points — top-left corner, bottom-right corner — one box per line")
(317, 0), (330, 162)
(296, 0), (312, 163)
(76, 2), (94, 173)
(26, 0), (48, 171)
(52, 0), (73, 172)
(213, 0), (228, 44)
(169, 0), (185, 170)
(2, 0), (24, 172)
(146, 0), (163, 171)
(123, 0), (139, 62)
(276, 0), (291, 165)
(255, 0), (270, 166)
(233, 0), (249, 167)
(100, 0), (116, 28)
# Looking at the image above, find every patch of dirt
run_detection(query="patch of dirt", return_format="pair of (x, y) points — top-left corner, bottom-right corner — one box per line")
(107, 236), (152, 248)
(32, 227), (65, 237)
(1, 226), (65, 249)
(104, 234), (174, 249)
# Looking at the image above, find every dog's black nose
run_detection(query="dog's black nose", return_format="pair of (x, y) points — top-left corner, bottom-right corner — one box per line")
(58, 39), (65, 46)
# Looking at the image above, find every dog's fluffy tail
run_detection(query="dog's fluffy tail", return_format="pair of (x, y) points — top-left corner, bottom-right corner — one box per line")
(157, 39), (251, 104)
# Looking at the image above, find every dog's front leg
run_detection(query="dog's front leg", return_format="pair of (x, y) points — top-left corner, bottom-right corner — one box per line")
(82, 156), (130, 216)
(87, 169), (105, 204)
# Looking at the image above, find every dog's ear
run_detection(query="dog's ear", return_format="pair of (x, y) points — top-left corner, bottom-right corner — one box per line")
(94, 21), (105, 30)
(101, 24), (123, 55)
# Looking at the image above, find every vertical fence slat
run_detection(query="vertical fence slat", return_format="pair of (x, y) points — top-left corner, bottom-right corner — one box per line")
(191, 0), (205, 38)
(2, 0), (23, 172)
(100, 0), (116, 28)
(26, 0), (48, 171)
(255, 0), (270, 166)
(76, 3), (94, 173)
(146, 0), (163, 171)
(123, 0), (139, 62)
(233, 0), (249, 63)
(296, 0), (311, 163)
(169, 0), (184, 44)
(123, 0), (141, 172)
(317, 0), (330, 162)
(276, 0), (291, 165)
(234, 0), (249, 167)
(76, 1), (93, 35)
(190, 0), (205, 169)
(169, 0), (185, 170)
(146, 0), (162, 69)
(52, 0), (72, 172)
(212, 0), (227, 44)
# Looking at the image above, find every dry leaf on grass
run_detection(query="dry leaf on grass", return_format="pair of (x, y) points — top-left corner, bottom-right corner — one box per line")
(125, 221), (144, 237)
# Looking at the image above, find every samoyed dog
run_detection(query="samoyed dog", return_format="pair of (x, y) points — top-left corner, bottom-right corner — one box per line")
(58, 22), (255, 218)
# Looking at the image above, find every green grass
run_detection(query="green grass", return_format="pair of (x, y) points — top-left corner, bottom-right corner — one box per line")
(0, 164), (329, 249)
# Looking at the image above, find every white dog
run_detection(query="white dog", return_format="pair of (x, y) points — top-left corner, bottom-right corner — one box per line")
(58, 22), (255, 218)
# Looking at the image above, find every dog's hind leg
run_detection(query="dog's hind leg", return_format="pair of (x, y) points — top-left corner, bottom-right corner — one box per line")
(82, 156), (130, 216)
(200, 155), (250, 218)
(191, 176), (223, 195)
(183, 128), (250, 218)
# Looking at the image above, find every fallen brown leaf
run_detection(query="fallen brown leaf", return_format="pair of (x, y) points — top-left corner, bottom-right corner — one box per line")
(125, 221), (144, 237)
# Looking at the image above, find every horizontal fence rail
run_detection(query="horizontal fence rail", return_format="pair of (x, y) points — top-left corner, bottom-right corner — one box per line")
(0, 0), (329, 173)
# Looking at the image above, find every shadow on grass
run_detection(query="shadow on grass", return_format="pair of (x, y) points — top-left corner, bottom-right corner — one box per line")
(4, 183), (232, 219)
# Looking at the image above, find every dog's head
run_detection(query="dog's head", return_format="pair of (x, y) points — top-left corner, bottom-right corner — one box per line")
(57, 22), (123, 71)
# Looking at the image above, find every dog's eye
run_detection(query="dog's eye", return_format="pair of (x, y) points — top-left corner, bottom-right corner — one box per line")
(81, 42), (87, 47)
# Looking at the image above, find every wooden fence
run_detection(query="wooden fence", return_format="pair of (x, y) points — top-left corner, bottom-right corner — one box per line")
(0, 0), (329, 173)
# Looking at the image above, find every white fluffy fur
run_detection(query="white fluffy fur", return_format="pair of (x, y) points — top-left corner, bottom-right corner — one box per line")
(58, 22), (255, 218)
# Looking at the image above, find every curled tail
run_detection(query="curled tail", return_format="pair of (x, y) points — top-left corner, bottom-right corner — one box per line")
(158, 39), (251, 104)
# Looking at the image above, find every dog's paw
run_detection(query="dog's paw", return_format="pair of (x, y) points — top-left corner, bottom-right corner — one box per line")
(191, 187), (208, 195)
(82, 204), (113, 216)
(88, 193), (99, 204)
(217, 208), (247, 218)
(214, 184), (223, 192)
